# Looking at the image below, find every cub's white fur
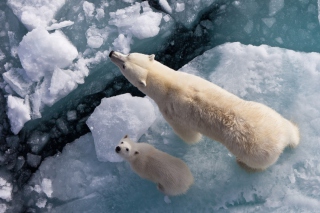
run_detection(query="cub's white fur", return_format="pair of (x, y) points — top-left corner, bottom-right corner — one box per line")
(115, 135), (194, 196)
(109, 51), (300, 171)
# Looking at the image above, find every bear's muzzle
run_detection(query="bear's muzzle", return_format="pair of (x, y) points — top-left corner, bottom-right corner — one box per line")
(115, 146), (121, 153)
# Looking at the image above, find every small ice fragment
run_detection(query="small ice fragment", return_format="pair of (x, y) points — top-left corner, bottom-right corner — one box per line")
(3, 68), (33, 98)
(83, 1), (95, 18)
(175, 3), (185, 12)
(46, 20), (74, 31)
(36, 197), (47, 208)
(27, 153), (41, 168)
(67, 110), (77, 121)
(164, 195), (171, 203)
(159, 0), (172, 14)
(7, 95), (31, 134)
(262, 18), (276, 28)
(0, 177), (12, 201)
(269, 0), (284, 16)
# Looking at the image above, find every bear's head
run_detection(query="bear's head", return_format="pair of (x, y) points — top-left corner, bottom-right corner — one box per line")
(115, 135), (139, 161)
(109, 51), (155, 89)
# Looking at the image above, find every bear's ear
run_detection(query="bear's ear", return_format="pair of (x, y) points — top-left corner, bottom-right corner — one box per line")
(124, 134), (128, 138)
(134, 151), (139, 155)
(149, 54), (155, 61)
(139, 79), (147, 87)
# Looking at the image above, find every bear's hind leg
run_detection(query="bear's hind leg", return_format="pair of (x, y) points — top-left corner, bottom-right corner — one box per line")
(171, 124), (202, 144)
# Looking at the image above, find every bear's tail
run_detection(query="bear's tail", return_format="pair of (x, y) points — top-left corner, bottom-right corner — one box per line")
(288, 121), (300, 148)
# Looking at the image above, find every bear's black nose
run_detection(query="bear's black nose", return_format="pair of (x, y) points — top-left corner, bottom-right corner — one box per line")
(115, 146), (121, 153)
(109, 50), (114, 58)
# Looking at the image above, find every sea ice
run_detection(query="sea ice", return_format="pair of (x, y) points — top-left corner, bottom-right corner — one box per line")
(86, 93), (157, 162)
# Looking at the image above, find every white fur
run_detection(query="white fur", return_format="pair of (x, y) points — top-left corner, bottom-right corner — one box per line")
(115, 136), (194, 196)
(110, 51), (300, 171)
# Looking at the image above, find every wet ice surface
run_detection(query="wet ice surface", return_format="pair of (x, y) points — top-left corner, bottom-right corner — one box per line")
(1, 0), (320, 212)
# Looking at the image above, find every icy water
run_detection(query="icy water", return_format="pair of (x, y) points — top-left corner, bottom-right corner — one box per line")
(0, 0), (320, 212)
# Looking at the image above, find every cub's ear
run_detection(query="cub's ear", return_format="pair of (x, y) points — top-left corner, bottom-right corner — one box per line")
(149, 54), (155, 61)
(124, 135), (128, 138)
(134, 151), (139, 155)
(139, 80), (147, 87)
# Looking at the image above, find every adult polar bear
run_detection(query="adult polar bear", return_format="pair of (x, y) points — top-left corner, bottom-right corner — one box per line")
(109, 51), (300, 171)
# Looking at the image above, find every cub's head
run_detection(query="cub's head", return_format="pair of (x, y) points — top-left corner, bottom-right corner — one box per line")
(109, 51), (155, 89)
(115, 135), (139, 161)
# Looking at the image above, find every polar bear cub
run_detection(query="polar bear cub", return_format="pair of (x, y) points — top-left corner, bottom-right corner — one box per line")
(109, 51), (300, 171)
(115, 135), (194, 196)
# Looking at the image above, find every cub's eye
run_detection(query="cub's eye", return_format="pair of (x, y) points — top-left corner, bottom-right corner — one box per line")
(122, 64), (126, 69)
(120, 142), (123, 144)
(126, 148), (129, 151)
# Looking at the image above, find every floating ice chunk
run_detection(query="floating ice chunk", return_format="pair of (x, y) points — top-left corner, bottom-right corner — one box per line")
(109, 2), (163, 40)
(83, 1), (95, 19)
(7, 95), (31, 134)
(48, 67), (78, 102)
(262, 17), (276, 28)
(86, 26), (109, 48)
(269, 0), (284, 16)
(7, 0), (66, 30)
(8, 31), (18, 57)
(2, 68), (33, 98)
(130, 10), (162, 40)
(112, 34), (132, 54)
(95, 8), (105, 21)
(27, 131), (50, 154)
(159, 0), (172, 14)
(18, 28), (78, 82)
(46, 21), (74, 31)
(176, 3), (185, 12)
(86, 93), (157, 162)
(0, 177), (12, 202)
(244, 20), (254, 34)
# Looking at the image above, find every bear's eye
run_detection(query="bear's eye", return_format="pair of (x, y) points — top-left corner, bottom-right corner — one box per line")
(122, 64), (126, 69)
(126, 148), (129, 151)
(120, 142), (123, 144)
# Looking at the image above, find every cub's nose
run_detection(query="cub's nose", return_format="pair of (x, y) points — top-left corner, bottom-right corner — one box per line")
(115, 146), (121, 153)
(109, 50), (114, 58)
